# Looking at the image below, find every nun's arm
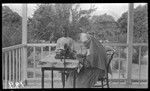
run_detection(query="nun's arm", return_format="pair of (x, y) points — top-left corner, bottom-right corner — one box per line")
(85, 54), (93, 67)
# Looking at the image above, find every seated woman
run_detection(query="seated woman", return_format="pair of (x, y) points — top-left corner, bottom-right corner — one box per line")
(55, 26), (76, 59)
(65, 33), (112, 88)
(56, 27), (74, 52)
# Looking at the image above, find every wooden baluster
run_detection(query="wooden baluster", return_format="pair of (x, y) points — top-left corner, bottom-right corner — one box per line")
(2, 53), (4, 88)
(118, 49), (121, 84)
(138, 46), (141, 84)
(18, 48), (21, 81)
(16, 49), (18, 82)
(33, 47), (36, 78)
(49, 46), (51, 56)
(4, 52), (8, 89)
(41, 47), (43, 60)
(12, 50), (15, 83)
(14, 49), (16, 83)
(9, 51), (11, 83)
(20, 48), (23, 81)
(81, 46), (82, 54)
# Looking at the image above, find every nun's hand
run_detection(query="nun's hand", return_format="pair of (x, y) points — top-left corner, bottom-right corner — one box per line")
(77, 63), (83, 73)
(76, 54), (85, 64)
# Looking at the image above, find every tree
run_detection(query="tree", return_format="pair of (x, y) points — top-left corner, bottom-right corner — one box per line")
(117, 4), (148, 43)
(28, 4), (97, 43)
(90, 13), (119, 42)
(117, 4), (148, 64)
(2, 6), (22, 48)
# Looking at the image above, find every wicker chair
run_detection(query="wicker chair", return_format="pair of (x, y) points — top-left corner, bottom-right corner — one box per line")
(95, 50), (115, 88)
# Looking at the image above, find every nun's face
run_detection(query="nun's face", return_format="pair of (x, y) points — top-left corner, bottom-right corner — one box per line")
(83, 39), (90, 49)
(79, 33), (91, 49)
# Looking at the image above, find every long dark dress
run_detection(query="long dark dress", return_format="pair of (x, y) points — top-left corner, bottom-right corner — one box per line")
(65, 67), (105, 88)
(65, 35), (111, 88)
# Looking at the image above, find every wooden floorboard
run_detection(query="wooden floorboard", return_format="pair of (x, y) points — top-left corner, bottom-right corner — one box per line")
(23, 81), (148, 88)
(3, 81), (148, 89)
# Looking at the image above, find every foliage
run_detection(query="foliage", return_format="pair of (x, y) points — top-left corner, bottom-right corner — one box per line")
(117, 4), (148, 64)
(2, 4), (148, 54)
(90, 14), (119, 42)
(28, 4), (97, 43)
(2, 6), (22, 48)
(117, 4), (148, 43)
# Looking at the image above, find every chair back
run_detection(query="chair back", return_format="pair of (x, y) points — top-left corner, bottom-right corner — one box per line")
(106, 50), (115, 76)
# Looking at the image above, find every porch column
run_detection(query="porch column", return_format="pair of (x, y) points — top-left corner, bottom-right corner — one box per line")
(21, 4), (27, 83)
(126, 3), (134, 85)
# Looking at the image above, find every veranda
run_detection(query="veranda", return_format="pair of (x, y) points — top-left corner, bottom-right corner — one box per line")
(2, 3), (148, 89)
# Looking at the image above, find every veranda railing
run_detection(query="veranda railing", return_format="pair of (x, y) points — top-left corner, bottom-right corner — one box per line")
(2, 43), (148, 88)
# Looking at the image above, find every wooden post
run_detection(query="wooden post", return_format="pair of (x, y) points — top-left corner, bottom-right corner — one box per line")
(126, 3), (134, 86)
(22, 4), (27, 44)
(21, 4), (27, 83)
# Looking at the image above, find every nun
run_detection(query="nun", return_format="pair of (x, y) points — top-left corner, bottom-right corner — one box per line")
(65, 33), (112, 88)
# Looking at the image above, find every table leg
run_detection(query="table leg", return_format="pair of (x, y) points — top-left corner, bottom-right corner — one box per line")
(73, 70), (76, 88)
(63, 58), (66, 88)
(51, 69), (53, 88)
(61, 72), (65, 88)
(42, 69), (44, 88)
(62, 73), (64, 88)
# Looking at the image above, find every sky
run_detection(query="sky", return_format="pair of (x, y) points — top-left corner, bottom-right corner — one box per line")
(2, 3), (147, 21)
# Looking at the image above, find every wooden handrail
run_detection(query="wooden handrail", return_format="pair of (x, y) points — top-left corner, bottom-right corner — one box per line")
(26, 43), (147, 47)
(27, 43), (57, 47)
(2, 44), (26, 52)
(132, 43), (148, 46)
(2, 43), (147, 53)
(102, 43), (148, 46)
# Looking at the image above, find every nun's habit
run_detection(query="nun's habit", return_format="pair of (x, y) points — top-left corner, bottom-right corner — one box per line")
(65, 34), (111, 88)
